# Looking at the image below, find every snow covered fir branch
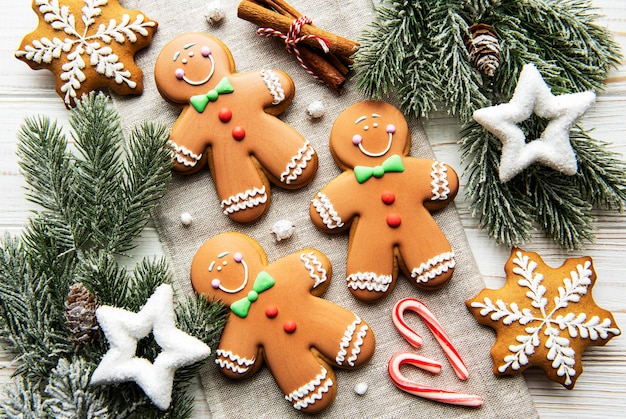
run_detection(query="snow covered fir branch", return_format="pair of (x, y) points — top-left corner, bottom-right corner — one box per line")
(0, 93), (227, 418)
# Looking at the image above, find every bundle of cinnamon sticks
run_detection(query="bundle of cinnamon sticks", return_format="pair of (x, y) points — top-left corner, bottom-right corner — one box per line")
(237, 0), (359, 92)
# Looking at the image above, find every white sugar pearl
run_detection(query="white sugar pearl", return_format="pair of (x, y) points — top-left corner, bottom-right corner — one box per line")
(205, 1), (225, 24)
(306, 100), (325, 119)
(354, 382), (368, 395)
(180, 212), (193, 226)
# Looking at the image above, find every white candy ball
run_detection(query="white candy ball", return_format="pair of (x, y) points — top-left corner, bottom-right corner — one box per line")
(270, 220), (296, 241)
(205, 1), (225, 24)
(354, 382), (368, 395)
(180, 212), (193, 226)
(306, 100), (325, 119)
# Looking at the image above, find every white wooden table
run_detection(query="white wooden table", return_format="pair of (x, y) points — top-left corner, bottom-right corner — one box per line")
(1, 1), (625, 417)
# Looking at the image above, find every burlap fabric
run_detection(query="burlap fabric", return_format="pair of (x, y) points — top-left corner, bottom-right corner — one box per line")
(113, 0), (538, 417)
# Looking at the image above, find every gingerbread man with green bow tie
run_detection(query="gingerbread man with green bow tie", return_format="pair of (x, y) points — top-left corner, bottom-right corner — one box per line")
(154, 33), (318, 223)
(190, 232), (375, 413)
(310, 101), (460, 302)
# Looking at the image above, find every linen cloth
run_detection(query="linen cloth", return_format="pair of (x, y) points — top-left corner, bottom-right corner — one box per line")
(114, 0), (539, 417)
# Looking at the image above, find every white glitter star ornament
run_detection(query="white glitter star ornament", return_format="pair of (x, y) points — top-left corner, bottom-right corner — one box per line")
(473, 63), (596, 182)
(90, 284), (211, 410)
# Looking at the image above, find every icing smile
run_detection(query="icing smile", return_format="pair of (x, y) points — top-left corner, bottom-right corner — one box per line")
(352, 114), (396, 157)
(210, 251), (249, 293)
(173, 43), (215, 86)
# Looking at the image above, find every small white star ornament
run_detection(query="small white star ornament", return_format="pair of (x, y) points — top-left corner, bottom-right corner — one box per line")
(473, 63), (596, 182)
(90, 284), (211, 410)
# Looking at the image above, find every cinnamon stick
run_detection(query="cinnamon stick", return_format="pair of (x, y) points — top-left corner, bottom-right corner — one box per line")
(299, 45), (347, 91)
(237, 0), (359, 58)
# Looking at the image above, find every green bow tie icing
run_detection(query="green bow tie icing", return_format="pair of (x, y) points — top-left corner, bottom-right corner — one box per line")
(354, 154), (404, 184)
(190, 77), (234, 113)
(230, 271), (275, 318)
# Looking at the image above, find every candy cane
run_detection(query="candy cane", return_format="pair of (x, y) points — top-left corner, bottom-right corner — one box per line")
(392, 297), (469, 380)
(388, 353), (483, 408)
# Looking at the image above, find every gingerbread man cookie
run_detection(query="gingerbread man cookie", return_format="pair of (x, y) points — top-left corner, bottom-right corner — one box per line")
(155, 33), (318, 223)
(310, 101), (459, 302)
(16, 0), (157, 107)
(191, 232), (375, 413)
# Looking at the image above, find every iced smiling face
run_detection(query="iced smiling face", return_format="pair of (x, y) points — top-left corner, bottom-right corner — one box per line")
(330, 101), (410, 169)
(154, 33), (236, 105)
(190, 233), (265, 305)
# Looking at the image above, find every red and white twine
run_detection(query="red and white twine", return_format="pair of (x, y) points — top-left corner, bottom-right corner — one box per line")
(256, 15), (330, 83)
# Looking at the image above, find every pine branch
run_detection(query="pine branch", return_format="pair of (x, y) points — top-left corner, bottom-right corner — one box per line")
(524, 167), (594, 249)
(461, 122), (535, 246)
(570, 126), (626, 210)
(44, 357), (110, 418)
(0, 376), (46, 418)
(0, 235), (72, 382)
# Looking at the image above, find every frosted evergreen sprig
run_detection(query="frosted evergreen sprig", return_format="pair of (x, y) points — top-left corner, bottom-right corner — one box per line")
(1, 93), (227, 417)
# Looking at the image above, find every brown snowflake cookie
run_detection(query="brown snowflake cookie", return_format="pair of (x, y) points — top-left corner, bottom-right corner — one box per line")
(154, 33), (318, 223)
(466, 248), (621, 389)
(309, 100), (459, 302)
(16, 0), (157, 107)
(190, 232), (375, 413)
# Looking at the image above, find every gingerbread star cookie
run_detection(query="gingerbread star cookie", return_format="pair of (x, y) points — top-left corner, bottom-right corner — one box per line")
(16, 0), (157, 107)
(466, 248), (620, 389)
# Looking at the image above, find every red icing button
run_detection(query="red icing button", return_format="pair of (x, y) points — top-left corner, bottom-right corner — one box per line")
(265, 306), (278, 318)
(218, 108), (232, 123)
(232, 126), (246, 141)
(381, 191), (395, 205)
(387, 213), (402, 228)
(283, 320), (297, 333)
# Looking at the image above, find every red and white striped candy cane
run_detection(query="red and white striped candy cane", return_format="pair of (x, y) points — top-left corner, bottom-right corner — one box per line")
(392, 297), (469, 380)
(388, 353), (483, 408)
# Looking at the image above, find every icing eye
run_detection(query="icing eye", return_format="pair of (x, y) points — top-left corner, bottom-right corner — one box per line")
(386, 124), (396, 134)
(352, 134), (362, 145)
(222, 261), (228, 266)
(233, 252), (243, 263)
(211, 279), (221, 289)
(373, 123), (379, 128)
(188, 51), (195, 57)
(174, 68), (184, 79)
(201, 46), (211, 57)
(217, 266), (222, 272)
(363, 126), (369, 131)
(181, 58), (188, 64)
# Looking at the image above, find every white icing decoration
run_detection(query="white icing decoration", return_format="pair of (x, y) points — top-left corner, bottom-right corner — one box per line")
(180, 53), (215, 86)
(280, 140), (315, 184)
(336, 317), (369, 367)
(430, 161), (451, 201)
(311, 193), (344, 229)
(167, 140), (202, 167)
(260, 69), (285, 105)
(473, 63), (596, 182)
(221, 186), (268, 215)
(358, 131), (393, 157)
(16, 0), (156, 105)
(215, 349), (255, 374)
(411, 252), (456, 283)
(285, 366), (333, 411)
(470, 251), (621, 386)
(212, 253), (248, 294)
(346, 272), (392, 293)
(299, 252), (327, 288)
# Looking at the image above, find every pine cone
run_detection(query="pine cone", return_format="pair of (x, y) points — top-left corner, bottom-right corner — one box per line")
(464, 23), (501, 77)
(64, 283), (99, 345)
